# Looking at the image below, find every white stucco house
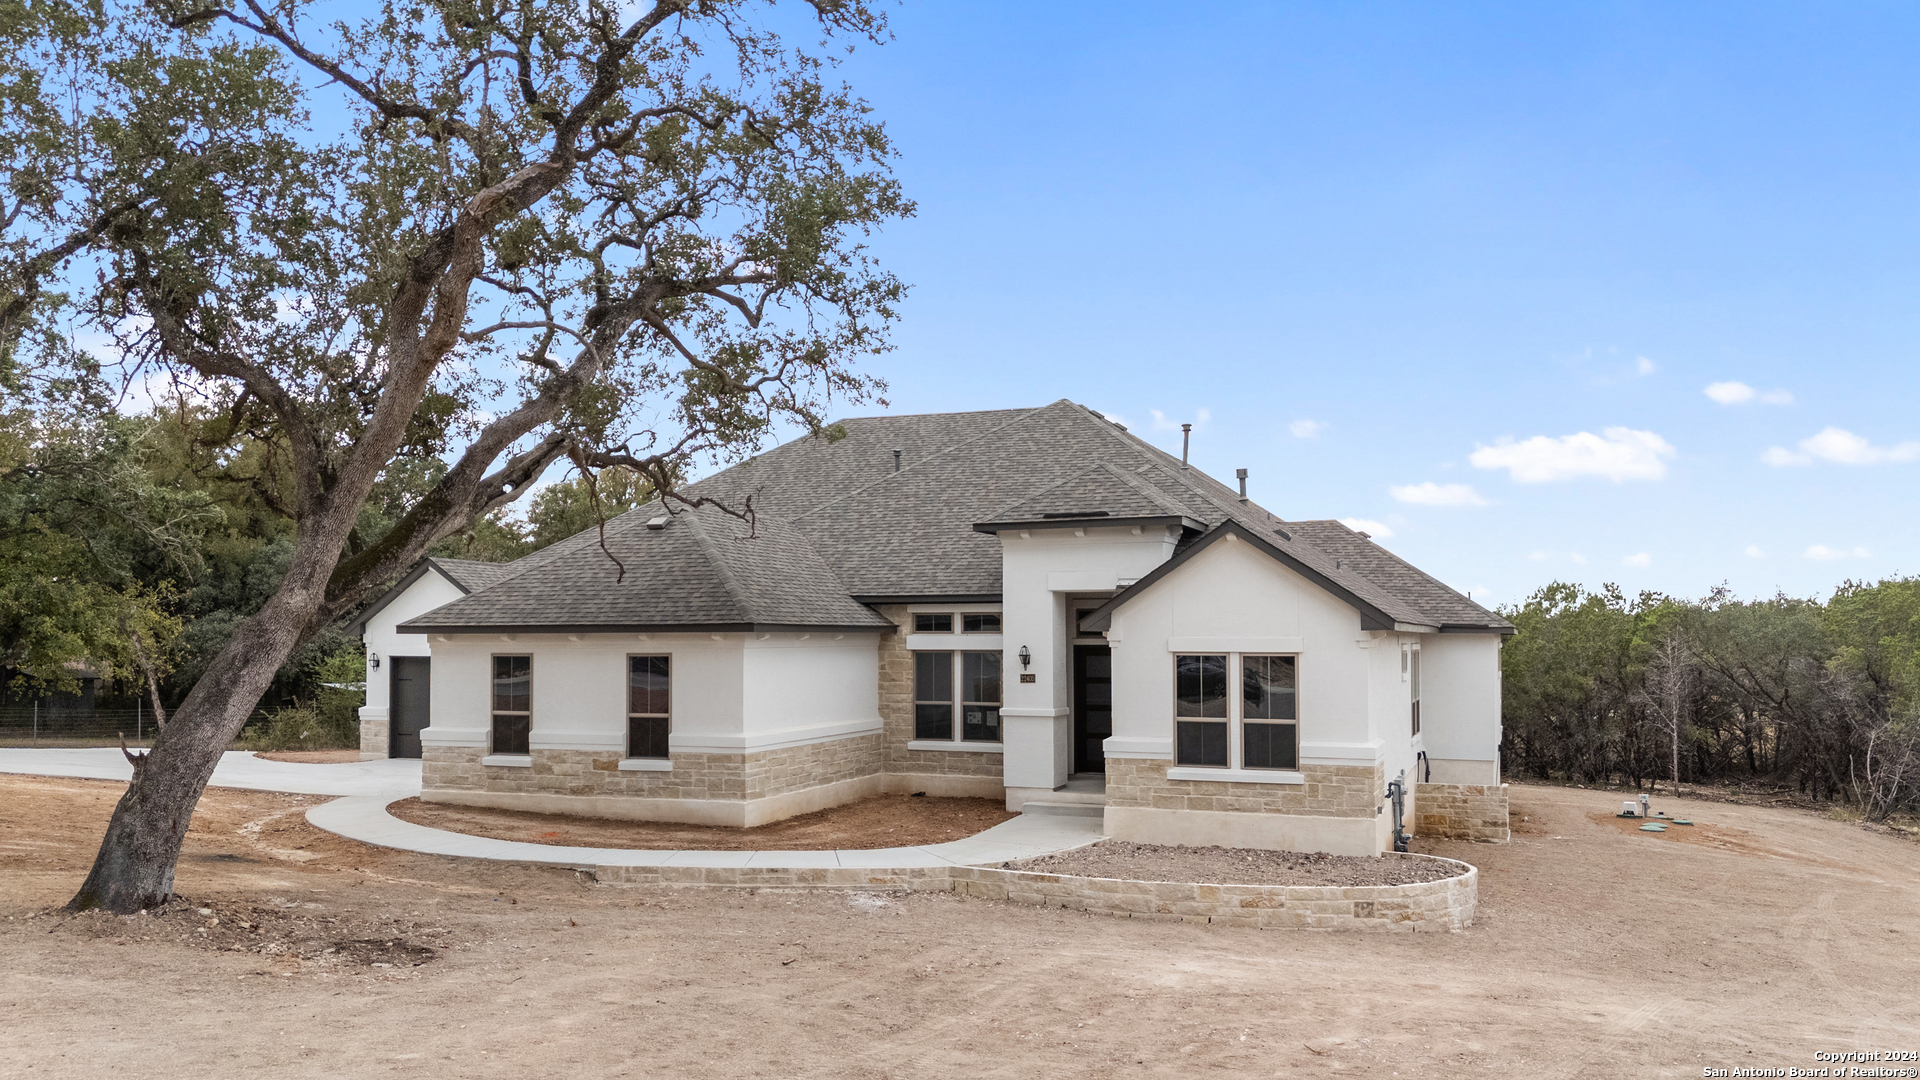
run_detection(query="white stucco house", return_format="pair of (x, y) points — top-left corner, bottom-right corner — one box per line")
(357, 400), (1512, 854)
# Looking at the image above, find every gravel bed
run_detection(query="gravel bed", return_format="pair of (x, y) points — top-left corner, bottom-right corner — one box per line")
(1008, 841), (1467, 887)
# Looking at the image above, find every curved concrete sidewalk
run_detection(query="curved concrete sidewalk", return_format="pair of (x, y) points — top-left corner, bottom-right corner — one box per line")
(0, 748), (1102, 870)
(306, 796), (1105, 870)
(0, 748), (421, 798)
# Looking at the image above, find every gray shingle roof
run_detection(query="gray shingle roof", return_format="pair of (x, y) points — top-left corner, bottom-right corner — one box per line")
(394, 398), (1509, 634)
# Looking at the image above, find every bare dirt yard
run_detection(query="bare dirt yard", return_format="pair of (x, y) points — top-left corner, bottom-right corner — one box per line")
(388, 792), (1017, 850)
(3, 776), (1917, 1079)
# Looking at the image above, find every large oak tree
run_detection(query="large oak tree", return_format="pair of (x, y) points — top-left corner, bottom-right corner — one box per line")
(0, 0), (907, 912)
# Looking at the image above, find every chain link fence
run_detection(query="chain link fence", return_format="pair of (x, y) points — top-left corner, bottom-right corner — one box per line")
(0, 705), (289, 747)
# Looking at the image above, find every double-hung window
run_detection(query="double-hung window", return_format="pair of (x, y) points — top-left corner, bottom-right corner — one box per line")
(1174, 653), (1298, 770)
(628, 655), (670, 759)
(914, 649), (1003, 743)
(491, 655), (531, 755)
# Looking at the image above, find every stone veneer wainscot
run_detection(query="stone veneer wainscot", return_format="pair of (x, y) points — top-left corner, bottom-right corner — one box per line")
(873, 604), (1005, 798)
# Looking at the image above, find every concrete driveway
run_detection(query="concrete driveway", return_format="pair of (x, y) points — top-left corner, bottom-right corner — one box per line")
(0, 748), (421, 799)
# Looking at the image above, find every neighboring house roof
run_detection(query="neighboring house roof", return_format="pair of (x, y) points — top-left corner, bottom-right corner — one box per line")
(392, 399), (1512, 635)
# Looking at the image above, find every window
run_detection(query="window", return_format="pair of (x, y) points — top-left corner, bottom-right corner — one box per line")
(491, 655), (531, 754)
(961, 651), (1003, 741)
(1175, 653), (1300, 770)
(915, 648), (1004, 743)
(1175, 654), (1228, 766)
(1410, 648), (1421, 737)
(628, 655), (670, 759)
(962, 612), (1002, 634)
(1241, 655), (1298, 770)
(915, 651), (954, 739)
(914, 613), (952, 633)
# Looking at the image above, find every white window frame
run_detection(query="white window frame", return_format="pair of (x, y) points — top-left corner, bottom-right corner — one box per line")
(1166, 652), (1305, 785)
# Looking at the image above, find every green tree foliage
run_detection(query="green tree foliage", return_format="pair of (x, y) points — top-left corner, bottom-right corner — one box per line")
(1500, 579), (1920, 819)
(0, 0), (908, 911)
(0, 405), (213, 698)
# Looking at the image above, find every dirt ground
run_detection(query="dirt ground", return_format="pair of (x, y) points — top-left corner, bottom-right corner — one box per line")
(1012, 841), (1466, 886)
(388, 792), (1017, 850)
(3, 776), (1917, 1079)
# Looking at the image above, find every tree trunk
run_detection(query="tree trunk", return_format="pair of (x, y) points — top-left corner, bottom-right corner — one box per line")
(69, 555), (328, 913)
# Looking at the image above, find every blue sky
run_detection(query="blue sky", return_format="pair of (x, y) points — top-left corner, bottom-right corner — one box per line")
(804, 1), (1920, 607)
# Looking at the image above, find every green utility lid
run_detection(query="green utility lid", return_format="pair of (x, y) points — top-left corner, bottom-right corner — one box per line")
(1639, 823), (1668, 832)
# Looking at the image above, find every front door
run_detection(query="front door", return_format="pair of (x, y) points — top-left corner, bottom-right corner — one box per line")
(389, 656), (430, 759)
(1072, 644), (1111, 773)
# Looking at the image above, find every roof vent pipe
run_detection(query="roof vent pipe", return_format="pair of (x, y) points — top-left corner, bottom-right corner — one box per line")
(1235, 468), (1248, 502)
(892, 448), (902, 473)
(1181, 424), (1192, 468)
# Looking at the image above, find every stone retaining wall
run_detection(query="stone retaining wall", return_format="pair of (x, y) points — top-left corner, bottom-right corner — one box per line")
(1414, 782), (1510, 842)
(594, 853), (1477, 932)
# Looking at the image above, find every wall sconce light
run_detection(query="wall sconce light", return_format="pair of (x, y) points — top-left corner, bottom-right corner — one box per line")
(1018, 646), (1031, 671)
(368, 652), (380, 670)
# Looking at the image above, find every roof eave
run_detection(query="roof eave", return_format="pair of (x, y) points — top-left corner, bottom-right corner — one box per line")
(395, 620), (893, 636)
(972, 515), (1204, 535)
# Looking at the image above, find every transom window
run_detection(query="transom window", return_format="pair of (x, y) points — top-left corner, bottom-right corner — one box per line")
(962, 613), (1001, 633)
(914, 613), (952, 633)
(491, 655), (531, 755)
(1174, 653), (1298, 770)
(628, 655), (670, 759)
(914, 650), (1003, 743)
(913, 611), (1001, 634)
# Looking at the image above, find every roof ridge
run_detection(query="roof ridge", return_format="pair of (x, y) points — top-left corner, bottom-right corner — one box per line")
(790, 402), (1056, 526)
(680, 509), (755, 620)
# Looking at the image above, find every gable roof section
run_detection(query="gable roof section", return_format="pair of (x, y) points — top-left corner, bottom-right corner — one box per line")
(396, 501), (892, 635)
(1076, 520), (1429, 635)
(355, 556), (515, 636)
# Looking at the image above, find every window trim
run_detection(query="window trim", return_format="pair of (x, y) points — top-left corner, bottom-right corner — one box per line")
(626, 653), (672, 761)
(490, 653), (532, 756)
(1171, 652), (1300, 773)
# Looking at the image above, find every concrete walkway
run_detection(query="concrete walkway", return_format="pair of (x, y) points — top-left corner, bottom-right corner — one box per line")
(0, 748), (421, 798)
(307, 796), (1104, 870)
(0, 747), (1102, 870)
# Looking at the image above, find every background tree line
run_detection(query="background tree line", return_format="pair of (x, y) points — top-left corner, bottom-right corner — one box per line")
(1499, 578), (1920, 820)
(0, 401), (658, 741)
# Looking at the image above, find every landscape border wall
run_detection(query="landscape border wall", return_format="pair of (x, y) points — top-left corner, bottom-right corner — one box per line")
(593, 852), (1477, 932)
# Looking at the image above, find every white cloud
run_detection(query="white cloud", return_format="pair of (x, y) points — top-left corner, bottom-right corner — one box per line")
(1764, 427), (1920, 467)
(1338, 517), (1393, 538)
(1526, 551), (1550, 562)
(1388, 481), (1489, 507)
(1622, 552), (1652, 568)
(1706, 380), (1793, 406)
(1469, 428), (1675, 483)
(1636, 356), (1657, 376)
(1744, 545), (1765, 559)
(1569, 553), (1588, 565)
(1150, 407), (1210, 433)
(1805, 544), (1871, 561)
(1289, 419), (1327, 439)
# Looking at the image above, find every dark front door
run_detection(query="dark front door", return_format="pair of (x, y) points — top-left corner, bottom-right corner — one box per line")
(389, 656), (430, 759)
(1072, 645), (1111, 773)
